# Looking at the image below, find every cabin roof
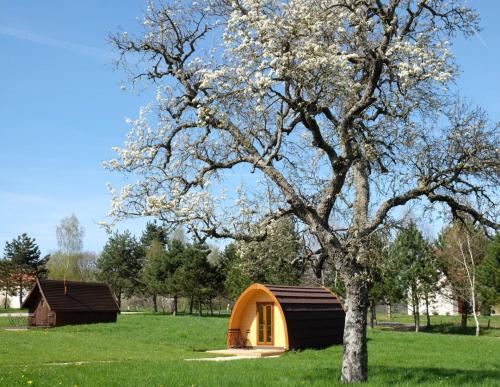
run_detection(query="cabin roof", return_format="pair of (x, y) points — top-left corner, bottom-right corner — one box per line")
(22, 279), (120, 312)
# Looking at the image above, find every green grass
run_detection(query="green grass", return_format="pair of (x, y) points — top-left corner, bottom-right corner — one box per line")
(0, 315), (499, 386)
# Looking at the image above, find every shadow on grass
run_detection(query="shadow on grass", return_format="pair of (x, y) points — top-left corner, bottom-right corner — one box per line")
(376, 323), (500, 337)
(426, 323), (499, 336)
(299, 365), (500, 385)
(370, 365), (500, 385)
(121, 311), (230, 318)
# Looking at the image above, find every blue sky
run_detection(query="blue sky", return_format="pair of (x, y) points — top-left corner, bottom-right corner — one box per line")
(1, 1), (499, 255)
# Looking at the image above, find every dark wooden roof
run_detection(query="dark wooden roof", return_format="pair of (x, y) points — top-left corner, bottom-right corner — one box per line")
(266, 284), (345, 349)
(22, 279), (119, 312)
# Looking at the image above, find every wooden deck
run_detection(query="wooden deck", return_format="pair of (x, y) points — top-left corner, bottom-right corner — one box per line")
(205, 348), (285, 357)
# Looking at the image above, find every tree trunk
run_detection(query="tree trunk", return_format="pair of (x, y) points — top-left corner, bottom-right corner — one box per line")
(152, 294), (158, 313)
(116, 289), (122, 309)
(369, 300), (376, 329)
(413, 294), (420, 333)
(425, 294), (431, 329)
(472, 308), (480, 337)
(173, 294), (178, 316)
(341, 279), (369, 383)
(461, 306), (468, 332)
(19, 282), (23, 307)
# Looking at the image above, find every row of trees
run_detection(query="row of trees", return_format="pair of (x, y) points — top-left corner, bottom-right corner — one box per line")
(97, 217), (304, 313)
(0, 215), (305, 313)
(1, 215), (498, 328)
(333, 219), (500, 336)
(1, 215), (498, 329)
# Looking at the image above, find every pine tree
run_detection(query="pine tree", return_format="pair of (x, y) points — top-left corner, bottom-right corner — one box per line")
(140, 240), (168, 312)
(477, 235), (500, 315)
(97, 231), (144, 308)
(4, 233), (42, 267)
(140, 221), (169, 248)
(4, 233), (46, 304)
(390, 222), (440, 332)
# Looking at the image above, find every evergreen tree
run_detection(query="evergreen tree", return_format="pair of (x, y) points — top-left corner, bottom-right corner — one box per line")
(390, 222), (440, 332)
(140, 240), (169, 312)
(163, 238), (188, 314)
(4, 233), (42, 267)
(140, 221), (169, 248)
(97, 231), (144, 308)
(365, 231), (405, 327)
(4, 233), (47, 304)
(477, 235), (500, 315)
(170, 243), (220, 315)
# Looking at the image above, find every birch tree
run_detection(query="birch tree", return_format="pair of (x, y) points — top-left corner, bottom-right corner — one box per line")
(106, 1), (500, 382)
(438, 222), (487, 336)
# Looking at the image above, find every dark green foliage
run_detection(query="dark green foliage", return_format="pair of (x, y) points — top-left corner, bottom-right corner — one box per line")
(4, 233), (42, 268)
(2, 233), (47, 305)
(140, 240), (169, 311)
(170, 243), (221, 315)
(140, 221), (169, 248)
(97, 231), (144, 307)
(365, 231), (404, 326)
(478, 234), (500, 314)
(390, 222), (440, 330)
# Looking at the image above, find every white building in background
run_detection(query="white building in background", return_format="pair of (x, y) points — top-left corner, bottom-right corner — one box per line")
(1, 290), (28, 309)
(407, 278), (458, 316)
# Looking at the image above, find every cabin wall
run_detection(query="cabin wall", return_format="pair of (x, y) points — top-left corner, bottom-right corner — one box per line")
(234, 289), (286, 348)
(54, 311), (117, 326)
(27, 293), (55, 327)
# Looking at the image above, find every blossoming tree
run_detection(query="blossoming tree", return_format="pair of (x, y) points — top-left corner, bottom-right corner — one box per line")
(106, 0), (500, 382)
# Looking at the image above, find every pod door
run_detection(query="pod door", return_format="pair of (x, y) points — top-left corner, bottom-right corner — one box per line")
(257, 302), (273, 346)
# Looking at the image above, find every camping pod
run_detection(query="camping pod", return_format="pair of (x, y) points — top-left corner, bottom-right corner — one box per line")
(22, 279), (119, 327)
(227, 284), (345, 350)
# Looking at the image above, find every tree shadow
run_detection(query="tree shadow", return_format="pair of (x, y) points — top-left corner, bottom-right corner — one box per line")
(299, 365), (500, 386)
(370, 365), (500, 385)
(375, 322), (500, 336)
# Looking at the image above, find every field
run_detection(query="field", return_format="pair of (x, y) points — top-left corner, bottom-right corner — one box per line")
(0, 314), (499, 386)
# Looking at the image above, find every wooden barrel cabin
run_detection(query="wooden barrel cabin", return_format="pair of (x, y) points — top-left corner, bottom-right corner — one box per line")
(227, 283), (345, 350)
(22, 279), (120, 327)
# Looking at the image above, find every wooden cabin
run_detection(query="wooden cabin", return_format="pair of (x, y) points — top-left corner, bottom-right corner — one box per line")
(227, 283), (345, 350)
(22, 279), (119, 327)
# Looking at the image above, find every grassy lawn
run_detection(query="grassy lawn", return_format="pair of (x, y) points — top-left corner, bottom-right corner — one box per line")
(0, 315), (499, 386)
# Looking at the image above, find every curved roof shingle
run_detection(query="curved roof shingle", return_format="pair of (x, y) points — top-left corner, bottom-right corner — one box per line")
(265, 284), (345, 349)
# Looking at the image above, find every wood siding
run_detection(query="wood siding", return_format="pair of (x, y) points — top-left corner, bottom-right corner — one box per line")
(234, 289), (286, 348)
